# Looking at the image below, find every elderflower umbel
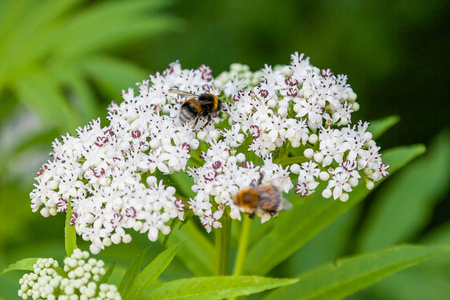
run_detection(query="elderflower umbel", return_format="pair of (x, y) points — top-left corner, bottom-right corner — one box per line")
(18, 249), (120, 300)
(30, 53), (389, 252)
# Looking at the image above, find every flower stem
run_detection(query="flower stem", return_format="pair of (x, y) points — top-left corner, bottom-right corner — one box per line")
(214, 213), (231, 276)
(232, 215), (252, 276)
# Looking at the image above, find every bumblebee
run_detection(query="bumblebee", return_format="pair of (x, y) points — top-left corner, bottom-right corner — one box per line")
(233, 173), (293, 218)
(169, 88), (222, 130)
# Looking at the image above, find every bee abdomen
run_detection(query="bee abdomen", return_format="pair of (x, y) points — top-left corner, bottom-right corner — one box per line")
(257, 185), (281, 212)
(179, 102), (199, 123)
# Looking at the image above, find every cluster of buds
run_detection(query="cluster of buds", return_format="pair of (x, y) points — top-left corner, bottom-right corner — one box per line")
(18, 249), (120, 299)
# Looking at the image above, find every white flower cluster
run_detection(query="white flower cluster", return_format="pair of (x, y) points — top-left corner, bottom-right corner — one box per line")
(214, 63), (263, 98)
(223, 53), (390, 202)
(18, 249), (120, 300)
(187, 140), (292, 229)
(29, 62), (212, 253)
(31, 52), (390, 249)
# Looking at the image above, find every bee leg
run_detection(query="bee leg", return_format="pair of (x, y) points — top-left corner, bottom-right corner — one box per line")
(250, 172), (264, 187)
(257, 172), (264, 185)
(192, 116), (200, 131)
(200, 115), (212, 131)
(248, 212), (255, 219)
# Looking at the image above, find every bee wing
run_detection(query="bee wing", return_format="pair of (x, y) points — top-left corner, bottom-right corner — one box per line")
(267, 176), (292, 193)
(168, 88), (199, 98)
(278, 197), (293, 211)
(184, 99), (214, 106)
(268, 176), (289, 185)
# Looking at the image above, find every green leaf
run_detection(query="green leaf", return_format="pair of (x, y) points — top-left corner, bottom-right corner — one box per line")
(422, 222), (450, 266)
(120, 246), (150, 298)
(53, 1), (177, 58)
(367, 266), (450, 300)
(15, 71), (79, 130)
(289, 207), (361, 274)
(365, 221), (450, 299)
(168, 222), (214, 276)
(246, 144), (426, 275)
(368, 115), (400, 139)
(0, 0), (177, 133)
(80, 55), (149, 99)
(145, 276), (298, 300)
(48, 61), (99, 123)
(98, 261), (115, 287)
(127, 240), (188, 299)
(359, 130), (450, 252)
(168, 171), (196, 199)
(65, 201), (77, 257)
(0, 0), (80, 84)
(265, 245), (449, 300)
(1, 258), (39, 276)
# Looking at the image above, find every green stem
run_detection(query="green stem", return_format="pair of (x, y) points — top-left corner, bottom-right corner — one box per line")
(277, 155), (309, 166)
(232, 215), (252, 276)
(214, 213), (231, 276)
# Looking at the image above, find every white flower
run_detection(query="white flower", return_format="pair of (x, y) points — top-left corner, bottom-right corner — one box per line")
(295, 179), (319, 197)
(327, 171), (353, 200)
(222, 124), (245, 147)
(285, 119), (309, 148)
(299, 161), (320, 182)
(294, 97), (324, 130)
(201, 209), (224, 233)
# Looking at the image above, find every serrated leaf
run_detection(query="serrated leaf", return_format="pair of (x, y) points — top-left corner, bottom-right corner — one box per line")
(127, 240), (188, 299)
(145, 276), (298, 300)
(368, 115), (400, 139)
(246, 144), (426, 275)
(359, 130), (450, 252)
(265, 245), (449, 300)
(120, 246), (150, 298)
(65, 201), (77, 257)
(1, 258), (39, 276)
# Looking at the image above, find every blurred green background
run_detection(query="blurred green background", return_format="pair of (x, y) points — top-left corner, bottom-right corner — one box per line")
(0, 0), (449, 299)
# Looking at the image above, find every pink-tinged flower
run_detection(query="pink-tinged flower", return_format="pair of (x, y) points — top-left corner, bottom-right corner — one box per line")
(249, 125), (261, 138)
(379, 163), (390, 178)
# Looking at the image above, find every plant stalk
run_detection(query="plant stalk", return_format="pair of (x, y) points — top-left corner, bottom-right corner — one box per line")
(232, 215), (252, 276)
(214, 213), (231, 276)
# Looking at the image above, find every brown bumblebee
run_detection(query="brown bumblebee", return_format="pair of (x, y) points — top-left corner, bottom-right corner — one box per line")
(169, 88), (222, 130)
(233, 173), (293, 218)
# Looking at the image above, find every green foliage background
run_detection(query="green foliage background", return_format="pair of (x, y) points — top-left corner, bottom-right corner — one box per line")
(0, 0), (448, 299)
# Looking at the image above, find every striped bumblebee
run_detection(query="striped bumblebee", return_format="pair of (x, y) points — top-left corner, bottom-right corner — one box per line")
(233, 173), (293, 218)
(169, 88), (222, 131)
